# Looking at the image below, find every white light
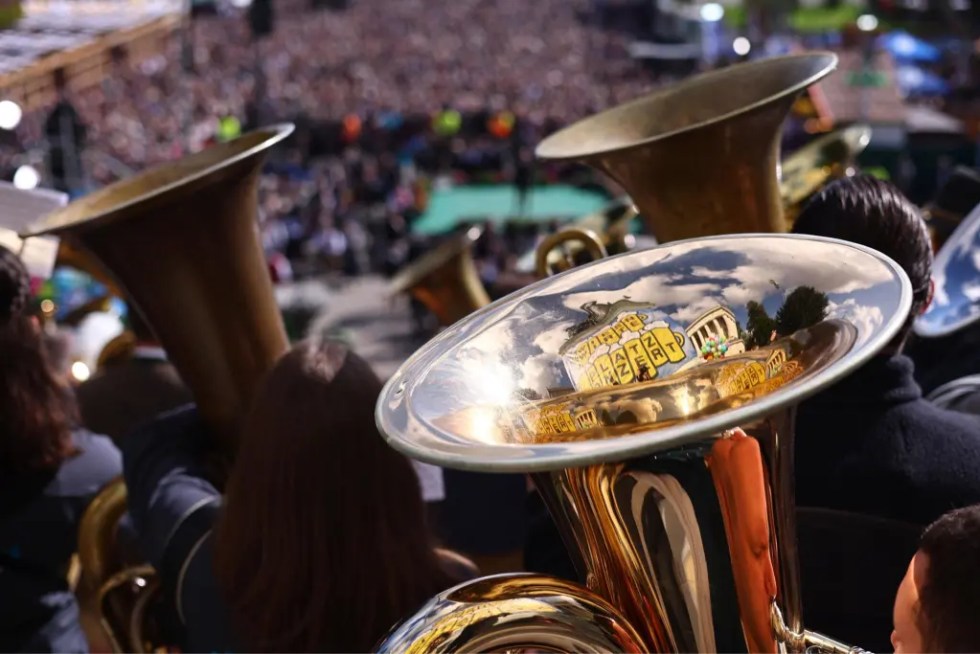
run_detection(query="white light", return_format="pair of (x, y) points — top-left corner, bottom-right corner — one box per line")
(71, 361), (91, 382)
(700, 2), (725, 21)
(0, 100), (22, 130)
(733, 37), (751, 56)
(13, 165), (40, 190)
(229, 0), (252, 7)
(856, 14), (879, 31)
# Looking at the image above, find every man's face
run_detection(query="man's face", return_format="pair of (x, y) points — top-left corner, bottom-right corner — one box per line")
(892, 550), (929, 653)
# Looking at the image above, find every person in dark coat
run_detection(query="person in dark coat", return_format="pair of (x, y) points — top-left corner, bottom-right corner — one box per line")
(75, 306), (191, 443)
(0, 245), (122, 653)
(789, 176), (980, 650)
(122, 339), (475, 653)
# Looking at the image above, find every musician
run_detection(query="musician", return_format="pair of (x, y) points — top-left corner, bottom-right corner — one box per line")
(892, 504), (980, 653)
(122, 338), (475, 652)
(789, 176), (980, 648)
(75, 306), (192, 442)
(0, 245), (122, 653)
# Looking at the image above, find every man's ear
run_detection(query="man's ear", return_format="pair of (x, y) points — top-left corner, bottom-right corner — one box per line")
(922, 278), (935, 315)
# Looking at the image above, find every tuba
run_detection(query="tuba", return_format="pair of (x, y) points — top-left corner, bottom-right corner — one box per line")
(922, 166), (980, 253)
(389, 225), (491, 327)
(535, 53), (838, 243)
(22, 125), (295, 652)
(780, 124), (872, 227)
(376, 233), (912, 653)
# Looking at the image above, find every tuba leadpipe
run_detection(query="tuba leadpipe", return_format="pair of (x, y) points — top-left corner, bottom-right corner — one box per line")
(375, 233), (912, 653)
(535, 53), (838, 243)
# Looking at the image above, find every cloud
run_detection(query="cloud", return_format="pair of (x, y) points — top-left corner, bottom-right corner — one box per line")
(827, 297), (884, 346)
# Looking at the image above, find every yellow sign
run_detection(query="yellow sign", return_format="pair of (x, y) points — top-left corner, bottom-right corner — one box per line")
(561, 303), (691, 392)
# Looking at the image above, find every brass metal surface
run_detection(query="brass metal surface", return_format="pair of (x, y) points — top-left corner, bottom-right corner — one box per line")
(23, 125), (294, 441)
(535, 54), (838, 243)
(534, 227), (608, 277)
(376, 234), (912, 653)
(780, 124), (872, 226)
(389, 226), (491, 327)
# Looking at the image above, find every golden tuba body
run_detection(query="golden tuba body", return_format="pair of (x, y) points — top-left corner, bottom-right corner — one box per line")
(23, 125), (295, 652)
(376, 234), (912, 652)
(535, 53), (837, 243)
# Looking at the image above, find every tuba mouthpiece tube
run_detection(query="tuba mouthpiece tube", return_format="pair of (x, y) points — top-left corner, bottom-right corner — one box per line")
(771, 601), (872, 654)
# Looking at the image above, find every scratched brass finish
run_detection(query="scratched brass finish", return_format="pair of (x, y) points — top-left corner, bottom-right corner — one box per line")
(780, 124), (872, 226)
(389, 226), (491, 327)
(23, 125), (293, 443)
(536, 54), (838, 243)
(377, 234), (911, 653)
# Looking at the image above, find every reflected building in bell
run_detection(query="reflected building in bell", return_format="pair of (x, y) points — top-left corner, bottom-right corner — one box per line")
(686, 306), (746, 356)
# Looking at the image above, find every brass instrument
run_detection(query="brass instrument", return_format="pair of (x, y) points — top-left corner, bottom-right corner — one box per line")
(376, 233), (912, 652)
(914, 202), (980, 339)
(780, 124), (872, 226)
(534, 227), (608, 278)
(535, 53), (838, 243)
(922, 166), (980, 252)
(389, 226), (491, 327)
(25, 125), (295, 652)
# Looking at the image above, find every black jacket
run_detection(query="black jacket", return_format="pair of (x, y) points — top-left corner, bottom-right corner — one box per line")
(795, 353), (980, 525)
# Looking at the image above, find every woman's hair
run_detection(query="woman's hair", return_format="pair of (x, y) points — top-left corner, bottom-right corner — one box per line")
(0, 245), (77, 474)
(917, 505), (980, 653)
(214, 338), (457, 652)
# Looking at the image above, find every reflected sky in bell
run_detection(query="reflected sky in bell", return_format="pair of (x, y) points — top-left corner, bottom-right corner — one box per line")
(916, 204), (980, 337)
(411, 235), (908, 423)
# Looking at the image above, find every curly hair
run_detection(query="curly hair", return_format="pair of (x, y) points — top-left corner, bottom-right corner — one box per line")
(0, 245), (77, 473)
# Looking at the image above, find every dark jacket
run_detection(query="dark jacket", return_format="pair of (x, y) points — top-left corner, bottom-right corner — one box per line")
(76, 352), (193, 444)
(795, 353), (980, 524)
(0, 430), (122, 653)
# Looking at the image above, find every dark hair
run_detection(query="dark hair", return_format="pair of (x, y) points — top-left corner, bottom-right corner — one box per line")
(0, 245), (78, 473)
(917, 505), (980, 652)
(792, 175), (932, 344)
(213, 338), (457, 652)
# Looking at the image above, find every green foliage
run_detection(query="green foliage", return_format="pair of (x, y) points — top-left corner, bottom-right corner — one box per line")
(745, 300), (777, 349)
(775, 286), (830, 336)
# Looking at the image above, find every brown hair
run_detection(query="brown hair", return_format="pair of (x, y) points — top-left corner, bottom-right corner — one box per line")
(213, 338), (457, 652)
(917, 505), (980, 653)
(0, 245), (77, 474)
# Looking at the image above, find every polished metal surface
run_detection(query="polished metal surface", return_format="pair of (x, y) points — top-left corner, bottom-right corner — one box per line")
(915, 203), (980, 338)
(780, 124), (872, 225)
(377, 574), (646, 653)
(377, 234), (910, 653)
(535, 227), (608, 277)
(23, 125), (293, 442)
(389, 226), (491, 327)
(535, 54), (838, 243)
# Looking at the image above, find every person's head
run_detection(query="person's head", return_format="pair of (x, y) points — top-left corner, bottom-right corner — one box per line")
(892, 505), (980, 653)
(214, 337), (454, 652)
(0, 245), (77, 474)
(792, 175), (933, 351)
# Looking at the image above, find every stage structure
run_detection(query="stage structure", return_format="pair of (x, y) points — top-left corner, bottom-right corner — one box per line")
(0, 0), (184, 112)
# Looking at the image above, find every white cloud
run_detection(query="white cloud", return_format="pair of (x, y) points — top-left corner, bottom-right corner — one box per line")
(827, 297), (884, 346)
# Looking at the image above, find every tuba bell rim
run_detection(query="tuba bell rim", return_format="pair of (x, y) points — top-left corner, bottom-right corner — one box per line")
(914, 202), (980, 338)
(534, 52), (838, 162)
(388, 224), (485, 295)
(376, 232), (912, 473)
(20, 124), (296, 239)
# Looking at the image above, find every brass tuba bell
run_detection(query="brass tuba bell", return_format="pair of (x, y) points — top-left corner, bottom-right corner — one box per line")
(780, 124), (872, 227)
(23, 125), (295, 652)
(376, 233), (912, 653)
(388, 225), (491, 327)
(535, 53), (838, 243)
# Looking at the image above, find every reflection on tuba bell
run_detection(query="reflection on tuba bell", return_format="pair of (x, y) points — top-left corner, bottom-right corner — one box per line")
(24, 125), (295, 652)
(535, 53), (838, 243)
(388, 226), (491, 327)
(780, 124), (872, 226)
(376, 234), (912, 652)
